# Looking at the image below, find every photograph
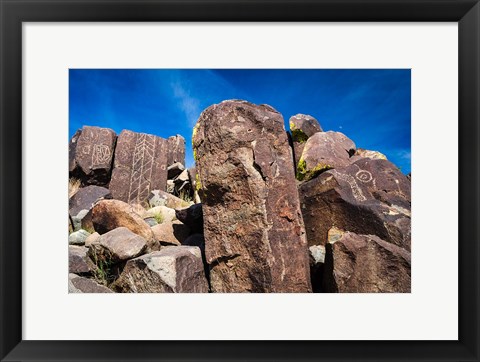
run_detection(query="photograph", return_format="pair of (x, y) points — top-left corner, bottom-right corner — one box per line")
(68, 69), (411, 293)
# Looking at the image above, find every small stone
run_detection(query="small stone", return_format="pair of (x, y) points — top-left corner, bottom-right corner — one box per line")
(88, 227), (147, 264)
(151, 221), (191, 246)
(69, 229), (91, 245)
(68, 274), (113, 293)
(143, 206), (176, 223)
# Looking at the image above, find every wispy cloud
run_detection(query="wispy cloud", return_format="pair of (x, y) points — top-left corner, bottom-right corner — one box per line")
(170, 81), (202, 127)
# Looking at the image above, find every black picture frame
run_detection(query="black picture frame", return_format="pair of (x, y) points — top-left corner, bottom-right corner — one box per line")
(1, 1), (479, 361)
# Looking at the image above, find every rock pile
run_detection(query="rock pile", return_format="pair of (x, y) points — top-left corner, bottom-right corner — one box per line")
(68, 99), (411, 293)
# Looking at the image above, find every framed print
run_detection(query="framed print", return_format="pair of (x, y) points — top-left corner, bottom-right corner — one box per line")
(1, 0), (479, 361)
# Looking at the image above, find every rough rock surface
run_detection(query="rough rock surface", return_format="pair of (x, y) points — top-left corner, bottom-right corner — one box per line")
(167, 162), (185, 179)
(167, 135), (186, 166)
(299, 158), (411, 250)
(112, 246), (209, 293)
(354, 148), (387, 160)
(151, 220), (191, 246)
(69, 126), (116, 186)
(192, 100), (311, 293)
(69, 185), (111, 226)
(109, 130), (168, 204)
(69, 246), (96, 275)
(323, 228), (411, 293)
(88, 227), (147, 264)
(84, 232), (100, 247)
(68, 273), (113, 293)
(289, 114), (323, 165)
(175, 203), (203, 234)
(297, 131), (356, 181)
(91, 199), (156, 248)
(148, 190), (191, 209)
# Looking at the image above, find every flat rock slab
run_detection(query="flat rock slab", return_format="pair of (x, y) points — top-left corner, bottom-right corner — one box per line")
(192, 100), (311, 293)
(88, 227), (147, 264)
(289, 114), (323, 166)
(109, 130), (168, 204)
(92, 199), (156, 249)
(323, 229), (411, 293)
(299, 158), (411, 250)
(297, 131), (356, 181)
(68, 274), (113, 293)
(112, 246), (209, 293)
(69, 126), (116, 186)
(167, 135), (186, 166)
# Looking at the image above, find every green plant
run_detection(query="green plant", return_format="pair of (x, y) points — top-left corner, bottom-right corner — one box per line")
(153, 212), (164, 224)
(179, 189), (192, 203)
(90, 249), (115, 286)
(68, 177), (81, 198)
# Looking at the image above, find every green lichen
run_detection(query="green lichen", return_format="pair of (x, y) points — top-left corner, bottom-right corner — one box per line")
(192, 123), (200, 146)
(296, 158), (333, 182)
(195, 173), (202, 192)
(291, 128), (309, 143)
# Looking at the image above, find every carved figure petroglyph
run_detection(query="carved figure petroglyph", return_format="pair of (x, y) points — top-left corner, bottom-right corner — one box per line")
(333, 170), (367, 202)
(127, 133), (156, 204)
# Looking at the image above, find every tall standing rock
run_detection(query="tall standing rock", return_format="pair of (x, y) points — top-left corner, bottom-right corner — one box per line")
(192, 100), (311, 293)
(69, 126), (116, 186)
(289, 114), (323, 166)
(167, 135), (186, 166)
(109, 130), (168, 204)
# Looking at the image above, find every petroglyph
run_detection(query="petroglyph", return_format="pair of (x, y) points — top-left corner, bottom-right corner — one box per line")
(91, 144), (112, 165)
(333, 170), (366, 202)
(127, 133), (157, 204)
(355, 169), (373, 183)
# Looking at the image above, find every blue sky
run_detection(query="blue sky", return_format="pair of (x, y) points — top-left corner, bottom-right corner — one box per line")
(69, 69), (411, 173)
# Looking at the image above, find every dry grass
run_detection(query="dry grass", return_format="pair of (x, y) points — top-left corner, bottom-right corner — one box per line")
(68, 178), (81, 198)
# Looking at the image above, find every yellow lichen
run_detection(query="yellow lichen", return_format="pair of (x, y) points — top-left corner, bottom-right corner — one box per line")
(296, 158), (333, 182)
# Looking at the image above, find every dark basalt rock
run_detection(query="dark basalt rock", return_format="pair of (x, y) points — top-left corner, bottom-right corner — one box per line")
(322, 228), (411, 293)
(289, 114), (323, 166)
(299, 157), (411, 250)
(193, 100), (311, 293)
(69, 126), (117, 186)
(109, 130), (168, 204)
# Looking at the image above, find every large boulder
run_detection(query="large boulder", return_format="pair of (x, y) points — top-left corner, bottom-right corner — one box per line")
(299, 157), (411, 250)
(151, 220), (191, 246)
(192, 100), (311, 293)
(69, 185), (111, 230)
(69, 126), (116, 186)
(69, 246), (97, 275)
(175, 203), (203, 234)
(297, 131), (356, 181)
(68, 274), (113, 293)
(88, 227), (147, 264)
(322, 228), (411, 293)
(109, 130), (168, 204)
(289, 114), (323, 166)
(112, 246), (209, 293)
(167, 135), (186, 167)
(91, 199), (156, 248)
